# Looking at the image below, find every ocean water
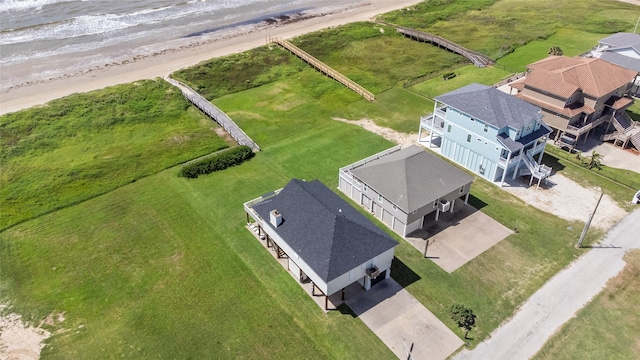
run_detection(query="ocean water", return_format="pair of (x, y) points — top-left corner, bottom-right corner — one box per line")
(0, 0), (362, 90)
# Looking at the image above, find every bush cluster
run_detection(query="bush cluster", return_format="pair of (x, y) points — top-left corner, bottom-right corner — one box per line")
(178, 146), (254, 178)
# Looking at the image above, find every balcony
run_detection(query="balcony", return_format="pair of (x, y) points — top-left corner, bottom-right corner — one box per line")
(565, 113), (612, 136)
(420, 108), (447, 134)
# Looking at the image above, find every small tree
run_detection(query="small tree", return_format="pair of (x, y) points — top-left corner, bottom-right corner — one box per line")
(585, 151), (604, 170)
(548, 46), (563, 56)
(450, 304), (477, 339)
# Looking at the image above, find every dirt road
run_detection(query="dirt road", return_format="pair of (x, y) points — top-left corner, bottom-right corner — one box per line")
(453, 209), (640, 360)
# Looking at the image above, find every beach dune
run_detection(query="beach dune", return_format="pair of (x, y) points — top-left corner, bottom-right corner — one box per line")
(0, 0), (423, 115)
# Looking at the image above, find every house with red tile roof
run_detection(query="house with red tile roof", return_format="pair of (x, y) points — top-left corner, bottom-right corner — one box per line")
(509, 56), (639, 150)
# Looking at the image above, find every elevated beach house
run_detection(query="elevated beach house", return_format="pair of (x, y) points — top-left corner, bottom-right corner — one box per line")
(588, 32), (640, 95)
(508, 55), (639, 150)
(338, 145), (473, 238)
(244, 179), (397, 310)
(419, 83), (552, 187)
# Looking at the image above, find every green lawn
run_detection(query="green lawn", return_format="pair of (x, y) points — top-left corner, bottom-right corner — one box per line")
(533, 250), (640, 360)
(381, 0), (639, 60)
(1, 71), (600, 357)
(2, 0), (639, 357)
(0, 79), (228, 230)
(410, 65), (511, 99)
(496, 29), (607, 72)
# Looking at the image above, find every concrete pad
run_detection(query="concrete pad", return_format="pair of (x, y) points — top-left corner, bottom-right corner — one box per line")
(406, 205), (512, 273)
(571, 137), (640, 174)
(346, 279), (463, 360)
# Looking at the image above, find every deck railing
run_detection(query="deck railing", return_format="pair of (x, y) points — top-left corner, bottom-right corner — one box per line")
(165, 77), (260, 152)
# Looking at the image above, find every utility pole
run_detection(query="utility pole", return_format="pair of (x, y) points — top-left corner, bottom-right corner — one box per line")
(578, 188), (603, 248)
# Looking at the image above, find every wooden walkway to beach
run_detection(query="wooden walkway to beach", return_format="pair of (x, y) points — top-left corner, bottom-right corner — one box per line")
(268, 37), (375, 101)
(164, 77), (260, 152)
(381, 22), (494, 68)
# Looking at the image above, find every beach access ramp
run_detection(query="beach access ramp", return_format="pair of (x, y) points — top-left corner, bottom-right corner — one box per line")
(164, 77), (260, 152)
(268, 37), (375, 101)
(379, 22), (494, 68)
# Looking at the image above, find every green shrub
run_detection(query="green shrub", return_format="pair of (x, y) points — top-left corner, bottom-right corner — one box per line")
(178, 145), (254, 178)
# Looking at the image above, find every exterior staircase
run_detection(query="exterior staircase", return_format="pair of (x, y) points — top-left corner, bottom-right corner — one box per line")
(602, 111), (640, 150)
(520, 150), (552, 188)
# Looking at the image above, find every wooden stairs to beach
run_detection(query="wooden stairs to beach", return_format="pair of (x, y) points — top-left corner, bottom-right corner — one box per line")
(164, 77), (260, 152)
(378, 22), (494, 68)
(268, 37), (375, 101)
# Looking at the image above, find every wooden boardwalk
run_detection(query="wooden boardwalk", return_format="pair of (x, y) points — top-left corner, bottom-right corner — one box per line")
(165, 77), (260, 152)
(383, 22), (494, 68)
(269, 38), (375, 101)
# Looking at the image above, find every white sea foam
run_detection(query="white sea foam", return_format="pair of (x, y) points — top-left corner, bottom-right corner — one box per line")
(0, 0), (264, 45)
(0, 0), (363, 90)
(2, 0), (78, 12)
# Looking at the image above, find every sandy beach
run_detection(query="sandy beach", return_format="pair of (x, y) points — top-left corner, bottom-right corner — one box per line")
(0, 0), (423, 116)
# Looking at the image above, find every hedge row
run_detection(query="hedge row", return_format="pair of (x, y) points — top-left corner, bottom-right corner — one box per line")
(178, 145), (254, 178)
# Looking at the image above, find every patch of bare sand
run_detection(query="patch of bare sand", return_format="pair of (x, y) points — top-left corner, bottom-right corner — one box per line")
(0, 308), (51, 360)
(333, 118), (417, 147)
(334, 118), (628, 230)
(503, 173), (627, 230)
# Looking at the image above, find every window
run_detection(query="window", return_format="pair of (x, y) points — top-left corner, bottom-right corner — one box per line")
(484, 124), (489, 132)
(466, 134), (472, 143)
(447, 124), (452, 133)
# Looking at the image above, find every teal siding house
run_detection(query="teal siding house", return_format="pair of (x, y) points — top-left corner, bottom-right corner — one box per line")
(418, 84), (552, 187)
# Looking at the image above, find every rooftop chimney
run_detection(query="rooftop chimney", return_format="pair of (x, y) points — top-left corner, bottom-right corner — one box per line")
(270, 209), (283, 227)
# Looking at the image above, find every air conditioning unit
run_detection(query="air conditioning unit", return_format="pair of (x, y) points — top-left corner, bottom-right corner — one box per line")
(438, 199), (451, 212)
(366, 265), (380, 279)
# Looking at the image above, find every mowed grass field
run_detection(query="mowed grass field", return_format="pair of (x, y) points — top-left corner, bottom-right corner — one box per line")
(533, 250), (640, 360)
(0, 120), (396, 358)
(2, 0), (639, 357)
(0, 80), (228, 230)
(2, 69), (599, 358)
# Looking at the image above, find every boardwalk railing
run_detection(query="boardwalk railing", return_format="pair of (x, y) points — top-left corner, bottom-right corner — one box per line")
(380, 22), (494, 68)
(268, 37), (376, 101)
(164, 77), (260, 152)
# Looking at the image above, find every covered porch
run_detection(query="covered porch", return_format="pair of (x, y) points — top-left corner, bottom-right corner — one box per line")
(244, 218), (350, 312)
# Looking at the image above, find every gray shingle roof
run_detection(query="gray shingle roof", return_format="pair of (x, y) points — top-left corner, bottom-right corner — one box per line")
(350, 146), (473, 213)
(252, 179), (397, 283)
(600, 52), (640, 73)
(598, 32), (640, 50)
(435, 83), (541, 129)
(496, 123), (551, 152)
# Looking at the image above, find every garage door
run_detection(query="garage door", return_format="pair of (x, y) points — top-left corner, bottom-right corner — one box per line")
(362, 195), (371, 209)
(393, 218), (405, 235)
(339, 177), (351, 197)
(382, 209), (393, 227)
(373, 202), (382, 219)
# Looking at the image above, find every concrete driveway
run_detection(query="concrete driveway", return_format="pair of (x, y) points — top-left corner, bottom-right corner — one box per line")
(406, 205), (513, 273)
(345, 279), (463, 360)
